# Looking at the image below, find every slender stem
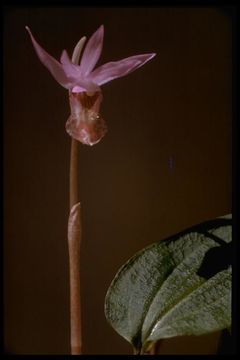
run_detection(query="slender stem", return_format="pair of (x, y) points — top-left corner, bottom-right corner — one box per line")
(133, 348), (141, 355)
(68, 138), (82, 354)
(150, 340), (162, 355)
(67, 36), (86, 356)
(135, 341), (161, 355)
(70, 139), (79, 209)
(149, 342), (157, 355)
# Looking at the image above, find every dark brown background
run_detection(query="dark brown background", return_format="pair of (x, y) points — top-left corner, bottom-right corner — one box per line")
(4, 7), (232, 355)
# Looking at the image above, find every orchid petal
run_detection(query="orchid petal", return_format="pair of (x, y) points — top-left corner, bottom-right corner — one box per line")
(80, 25), (104, 76)
(69, 37), (87, 92)
(72, 36), (87, 65)
(25, 26), (73, 89)
(89, 53), (156, 86)
(60, 50), (81, 77)
(61, 50), (100, 93)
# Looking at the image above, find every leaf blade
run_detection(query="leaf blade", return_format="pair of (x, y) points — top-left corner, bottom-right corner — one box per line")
(105, 215), (232, 352)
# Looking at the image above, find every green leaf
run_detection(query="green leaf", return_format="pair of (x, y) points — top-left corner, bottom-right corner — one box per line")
(104, 215), (232, 353)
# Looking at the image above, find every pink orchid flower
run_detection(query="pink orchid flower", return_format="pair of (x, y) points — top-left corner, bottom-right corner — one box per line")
(26, 25), (156, 145)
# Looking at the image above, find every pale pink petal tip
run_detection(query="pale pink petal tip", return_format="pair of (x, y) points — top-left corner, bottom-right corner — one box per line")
(25, 26), (31, 36)
(150, 53), (156, 58)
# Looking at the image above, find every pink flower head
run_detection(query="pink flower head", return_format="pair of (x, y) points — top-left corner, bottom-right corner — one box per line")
(26, 25), (156, 145)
